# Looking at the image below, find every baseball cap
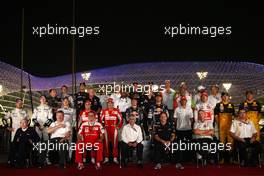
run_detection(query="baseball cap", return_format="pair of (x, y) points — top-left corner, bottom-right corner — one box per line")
(107, 98), (114, 103)
(180, 96), (187, 101)
(197, 85), (206, 91)
(201, 91), (208, 97)
(180, 82), (186, 87)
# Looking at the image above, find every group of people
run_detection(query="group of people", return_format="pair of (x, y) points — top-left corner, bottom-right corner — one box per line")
(2, 80), (263, 170)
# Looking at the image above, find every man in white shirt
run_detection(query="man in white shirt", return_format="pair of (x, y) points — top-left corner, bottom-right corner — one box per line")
(174, 82), (192, 109)
(208, 84), (221, 109)
(230, 108), (261, 167)
(162, 80), (175, 122)
(47, 110), (72, 169)
(116, 91), (131, 119)
(174, 96), (194, 133)
(110, 91), (121, 105)
(121, 115), (143, 168)
(193, 85), (206, 106)
(174, 96), (193, 169)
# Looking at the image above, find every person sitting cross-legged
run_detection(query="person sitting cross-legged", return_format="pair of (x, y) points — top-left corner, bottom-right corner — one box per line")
(121, 115), (144, 168)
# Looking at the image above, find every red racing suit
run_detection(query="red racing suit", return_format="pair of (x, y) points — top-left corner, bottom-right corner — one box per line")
(75, 121), (104, 163)
(100, 108), (123, 158)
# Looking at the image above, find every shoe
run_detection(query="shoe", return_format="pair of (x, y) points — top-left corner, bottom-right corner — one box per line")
(77, 163), (84, 170)
(46, 158), (52, 165)
(203, 160), (207, 166)
(137, 160), (143, 169)
(175, 163), (184, 170)
(95, 163), (101, 170)
(59, 164), (66, 169)
(91, 158), (95, 164)
(240, 160), (245, 167)
(83, 158), (86, 163)
(103, 157), (109, 164)
(122, 159), (128, 167)
(113, 157), (119, 164)
(25, 159), (30, 168)
(154, 163), (161, 170)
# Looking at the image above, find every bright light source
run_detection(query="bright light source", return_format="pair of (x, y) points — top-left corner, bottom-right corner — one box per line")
(0, 85), (3, 93)
(81, 72), (91, 81)
(223, 83), (232, 92)
(196, 71), (208, 80)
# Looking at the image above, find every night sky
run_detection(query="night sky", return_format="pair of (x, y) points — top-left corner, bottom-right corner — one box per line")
(1, 1), (263, 77)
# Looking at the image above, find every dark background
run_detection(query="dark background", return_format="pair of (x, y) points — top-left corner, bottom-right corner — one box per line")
(0, 1), (263, 77)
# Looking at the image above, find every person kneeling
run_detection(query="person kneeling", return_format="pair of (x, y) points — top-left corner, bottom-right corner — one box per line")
(13, 118), (40, 168)
(75, 111), (104, 170)
(230, 108), (261, 167)
(47, 110), (72, 169)
(121, 115), (144, 168)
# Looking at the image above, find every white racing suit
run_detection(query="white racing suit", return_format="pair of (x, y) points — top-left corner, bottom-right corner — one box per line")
(194, 102), (214, 130)
(3, 108), (28, 142)
(32, 105), (53, 141)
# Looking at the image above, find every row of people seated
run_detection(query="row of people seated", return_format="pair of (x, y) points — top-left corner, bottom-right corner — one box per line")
(153, 108), (261, 169)
(10, 107), (261, 170)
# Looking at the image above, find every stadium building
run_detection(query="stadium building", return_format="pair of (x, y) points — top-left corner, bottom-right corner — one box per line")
(1, 60), (264, 117)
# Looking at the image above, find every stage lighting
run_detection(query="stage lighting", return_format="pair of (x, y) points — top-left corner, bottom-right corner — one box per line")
(81, 72), (91, 81)
(223, 83), (232, 92)
(196, 71), (208, 80)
